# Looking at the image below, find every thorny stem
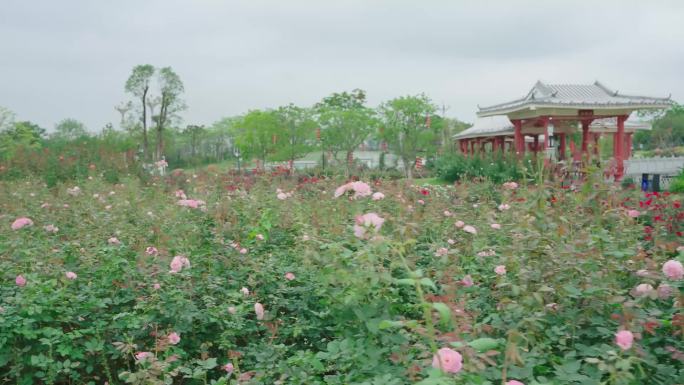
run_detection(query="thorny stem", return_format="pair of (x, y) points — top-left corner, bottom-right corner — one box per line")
(393, 245), (439, 354)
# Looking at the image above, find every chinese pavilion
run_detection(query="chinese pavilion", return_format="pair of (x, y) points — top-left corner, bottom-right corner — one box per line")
(455, 81), (673, 179)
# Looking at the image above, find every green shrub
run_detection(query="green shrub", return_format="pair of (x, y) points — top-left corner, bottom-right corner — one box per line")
(431, 153), (525, 183)
(670, 169), (684, 193)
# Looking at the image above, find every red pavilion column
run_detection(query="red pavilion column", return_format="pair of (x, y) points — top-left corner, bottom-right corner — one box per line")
(558, 133), (566, 160)
(615, 115), (627, 180)
(512, 119), (524, 156)
(581, 120), (590, 159)
(593, 133), (600, 160)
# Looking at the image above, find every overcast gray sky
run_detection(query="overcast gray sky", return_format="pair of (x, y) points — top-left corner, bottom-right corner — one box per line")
(1, 0), (683, 132)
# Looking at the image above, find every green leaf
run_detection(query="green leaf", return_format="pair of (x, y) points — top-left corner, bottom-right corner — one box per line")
(467, 338), (501, 352)
(395, 278), (415, 286)
(419, 278), (437, 292)
(378, 320), (405, 330)
(431, 303), (451, 328)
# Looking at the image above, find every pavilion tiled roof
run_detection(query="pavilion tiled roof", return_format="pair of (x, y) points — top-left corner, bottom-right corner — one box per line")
(477, 81), (673, 117)
(453, 115), (650, 140)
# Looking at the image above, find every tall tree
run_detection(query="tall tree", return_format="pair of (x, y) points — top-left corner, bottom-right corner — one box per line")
(125, 64), (155, 159)
(378, 94), (437, 179)
(53, 118), (88, 141)
(315, 89), (377, 172)
(210, 116), (240, 161)
(235, 110), (279, 167)
(0, 119), (45, 160)
(155, 67), (185, 160)
(0, 106), (14, 132)
(183, 124), (206, 158)
(273, 104), (316, 167)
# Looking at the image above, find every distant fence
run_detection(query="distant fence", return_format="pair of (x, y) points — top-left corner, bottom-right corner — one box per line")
(625, 157), (684, 176)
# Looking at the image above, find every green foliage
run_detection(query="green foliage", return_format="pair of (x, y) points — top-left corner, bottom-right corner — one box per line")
(670, 169), (684, 193)
(315, 89), (379, 167)
(431, 153), (525, 183)
(1, 173), (682, 384)
(0, 120), (45, 161)
(378, 94), (438, 178)
(272, 104), (317, 163)
(53, 118), (88, 141)
(233, 110), (279, 164)
(635, 103), (684, 151)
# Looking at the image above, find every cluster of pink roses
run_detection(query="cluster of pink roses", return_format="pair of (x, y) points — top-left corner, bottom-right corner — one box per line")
(334, 181), (373, 199)
(353, 212), (385, 239)
(169, 255), (191, 273)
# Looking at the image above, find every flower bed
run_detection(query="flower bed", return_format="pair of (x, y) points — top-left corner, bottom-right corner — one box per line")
(1, 172), (683, 384)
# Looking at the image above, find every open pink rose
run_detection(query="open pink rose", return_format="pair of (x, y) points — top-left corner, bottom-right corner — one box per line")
(615, 330), (634, 350)
(431, 347), (462, 373)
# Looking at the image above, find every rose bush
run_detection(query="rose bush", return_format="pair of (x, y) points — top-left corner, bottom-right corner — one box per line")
(0, 170), (682, 384)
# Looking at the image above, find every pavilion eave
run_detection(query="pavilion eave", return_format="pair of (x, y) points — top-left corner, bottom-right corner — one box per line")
(477, 103), (673, 119)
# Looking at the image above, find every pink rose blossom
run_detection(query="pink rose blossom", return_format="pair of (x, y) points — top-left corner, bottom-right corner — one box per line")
(657, 283), (673, 299)
(494, 265), (506, 275)
(175, 190), (187, 199)
(443, 210), (452, 217)
(145, 246), (159, 256)
(461, 275), (474, 287)
(284, 272), (295, 281)
(108, 237), (121, 245)
(41, 202), (50, 209)
(447, 239), (455, 245)
(43, 224), (59, 233)
(372, 192), (385, 201)
(256, 234), (264, 241)
(431, 347), (462, 373)
(223, 362), (234, 374)
(239, 248), (248, 254)
(168, 332), (181, 345)
(353, 212), (385, 239)
(177, 199), (205, 209)
(491, 223), (502, 230)
(627, 209), (640, 218)
(11, 217), (33, 230)
(633, 283), (654, 297)
(135, 351), (153, 361)
(635, 269), (649, 277)
(169, 255), (190, 273)
(417, 199), (425, 205)
(334, 181), (372, 199)
(435, 247), (448, 257)
(228, 306), (237, 314)
(65, 271), (77, 280)
(255, 302), (265, 320)
(15, 275), (27, 287)
(241, 287), (250, 296)
(503, 181), (518, 190)
(153, 283), (161, 290)
(276, 192), (289, 200)
(506, 381), (524, 385)
(463, 225), (477, 234)
(615, 330), (634, 350)
(663, 260), (684, 280)
(498, 203), (510, 211)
